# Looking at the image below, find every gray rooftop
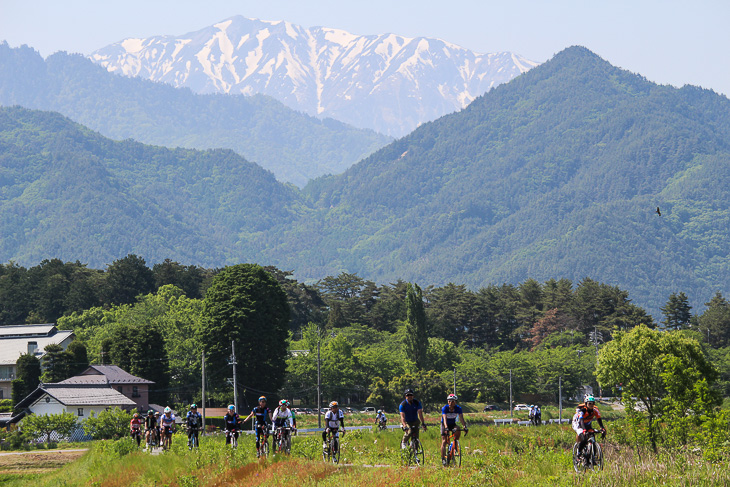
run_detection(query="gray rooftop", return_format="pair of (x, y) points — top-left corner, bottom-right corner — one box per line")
(16, 384), (137, 408)
(0, 325), (74, 366)
(59, 365), (153, 385)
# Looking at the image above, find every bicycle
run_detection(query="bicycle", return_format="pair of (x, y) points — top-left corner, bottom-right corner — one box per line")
(130, 427), (142, 447)
(274, 426), (292, 455)
(322, 429), (341, 464)
(401, 425), (425, 466)
(187, 426), (200, 450)
(444, 427), (467, 467)
(226, 428), (239, 449)
(256, 424), (270, 458)
(572, 429), (604, 473)
(161, 425), (173, 451)
(376, 419), (388, 432)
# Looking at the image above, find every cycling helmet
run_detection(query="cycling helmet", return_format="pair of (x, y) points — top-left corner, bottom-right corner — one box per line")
(404, 389), (414, 395)
(164, 406), (171, 413)
(190, 404), (197, 409)
(279, 399), (287, 406)
(584, 394), (595, 403)
(377, 410), (382, 414)
(228, 404), (235, 411)
(147, 410), (154, 415)
(329, 401), (338, 408)
(155, 411), (160, 416)
(447, 394), (458, 402)
(133, 412), (139, 418)
(259, 396), (267, 402)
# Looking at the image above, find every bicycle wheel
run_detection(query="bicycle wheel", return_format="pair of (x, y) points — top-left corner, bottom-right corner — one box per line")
(452, 440), (461, 467)
(412, 439), (424, 466)
(592, 442), (603, 471)
(262, 438), (269, 457)
(401, 443), (413, 466)
(331, 438), (339, 464)
(572, 442), (583, 473)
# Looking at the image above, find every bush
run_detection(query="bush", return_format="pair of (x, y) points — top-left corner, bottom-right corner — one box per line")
(20, 412), (77, 444)
(83, 407), (133, 440)
(0, 399), (12, 413)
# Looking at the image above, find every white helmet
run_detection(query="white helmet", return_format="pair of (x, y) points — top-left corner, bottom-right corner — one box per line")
(447, 394), (458, 402)
(164, 406), (171, 413)
(377, 409), (382, 414)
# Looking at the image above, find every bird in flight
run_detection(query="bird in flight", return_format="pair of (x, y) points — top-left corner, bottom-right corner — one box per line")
(656, 207), (661, 216)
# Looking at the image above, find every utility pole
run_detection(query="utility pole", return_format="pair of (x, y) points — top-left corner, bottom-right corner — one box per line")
(317, 331), (322, 429)
(559, 376), (562, 422)
(509, 369), (513, 418)
(230, 341), (238, 412)
(453, 368), (456, 395)
(201, 351), (206, 435)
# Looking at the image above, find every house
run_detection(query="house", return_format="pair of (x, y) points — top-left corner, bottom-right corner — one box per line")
(57, 365), (154, 410)
(13, 383), (137, 422)
(0, 324), (75, 401)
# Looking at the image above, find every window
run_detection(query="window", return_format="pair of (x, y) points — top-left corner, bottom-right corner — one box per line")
(132, 386), (139, 398)
(117, 386), (123, 393)
(27, 341), (38, 355)
(0, 389), (3, 399)
(78, 408), (84, 417)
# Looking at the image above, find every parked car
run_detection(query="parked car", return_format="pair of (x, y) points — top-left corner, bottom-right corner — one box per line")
(513, 404), (530, 411)
(361, 407), (376, 414)
(483, 405), (501, 411)
(345, 407), (355, 414)
(303, 408), (314, 415)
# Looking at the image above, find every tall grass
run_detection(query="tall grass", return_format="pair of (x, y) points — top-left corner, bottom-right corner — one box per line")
(4, 425), (729, 486)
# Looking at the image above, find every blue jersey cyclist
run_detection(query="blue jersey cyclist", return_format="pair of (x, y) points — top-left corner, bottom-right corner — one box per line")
(222, 404), (241, 445)
(399, 388), (427, 449)
(243, 396), (273, 456)
(440, 393), (468, 465)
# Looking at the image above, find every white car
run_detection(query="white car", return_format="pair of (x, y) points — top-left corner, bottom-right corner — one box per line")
(361, 407), (376, 414)
(513, 404), (531, 411)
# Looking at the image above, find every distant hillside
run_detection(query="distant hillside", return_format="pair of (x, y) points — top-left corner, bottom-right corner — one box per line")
(0, 106), (301, 266)
(90, 15), (536, 137)
(2, 47), (730, 316)
(269, 47), (730, 314)
(0, 42), (389, 187)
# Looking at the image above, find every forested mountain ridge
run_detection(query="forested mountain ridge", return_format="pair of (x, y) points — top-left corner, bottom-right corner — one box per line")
(0, 106), (302, 266)
(273, 47), (730, 314)
(0, 42), (389, 187)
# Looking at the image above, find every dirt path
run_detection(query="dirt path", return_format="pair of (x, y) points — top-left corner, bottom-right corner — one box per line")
(0, 448), (87, 475)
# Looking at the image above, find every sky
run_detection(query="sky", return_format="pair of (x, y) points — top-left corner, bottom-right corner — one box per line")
(1, 0), (729, 96)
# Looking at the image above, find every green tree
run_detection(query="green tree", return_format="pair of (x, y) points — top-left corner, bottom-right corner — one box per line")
(82, 407), (133, 440)
(404, 283), (428, 370)
(201, 264), (290, 404)
(13, 353), (41, 404)
(21, 412), (77, 444)
(697, 292), (730, 347)
(104, 254), (154, 305)
(597, 324), (717, 451)
(40, 344), (71, 383)
(661, 292), (692, 331)
(65, 340), (89, 377)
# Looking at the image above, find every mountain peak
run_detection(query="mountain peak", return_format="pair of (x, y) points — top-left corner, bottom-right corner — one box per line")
(89, 17), (537, 137)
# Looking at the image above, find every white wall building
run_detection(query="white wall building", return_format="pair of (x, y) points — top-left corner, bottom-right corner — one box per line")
(14, 383), (137, 421)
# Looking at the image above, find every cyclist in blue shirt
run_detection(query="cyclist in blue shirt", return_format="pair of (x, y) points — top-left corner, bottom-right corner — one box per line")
(440, 393), (468, 465)
(399, 389), (427, 449)
(242, 396), (273, 457)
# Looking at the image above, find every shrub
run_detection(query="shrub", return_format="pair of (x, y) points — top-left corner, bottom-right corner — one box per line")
(20, 412), (77, 444)
(83, 407), (133, 440)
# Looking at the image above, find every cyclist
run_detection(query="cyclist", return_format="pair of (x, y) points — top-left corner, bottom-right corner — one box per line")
(160, 407), (176, 448)
(242, 396), (273, 456)
(399, 389), (426, 449)
(534, 404), (542, 426)
(223, 404), (241, 446)
(144, 410), (157, 447)
(272, 399), (296, 452)
(322, 401), (345, 450)
(154, 411), (162, 446)
(130, 412), (143, 446)
(287, 401), (298, 433)
(186, 404), (202, 448)
(440, 393), (468, 465)
(375, 409), (388, 428)
(572, 394), (606, 457)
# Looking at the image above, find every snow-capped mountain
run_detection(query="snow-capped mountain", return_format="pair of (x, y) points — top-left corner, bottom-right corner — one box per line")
(91, 16), (538, 137)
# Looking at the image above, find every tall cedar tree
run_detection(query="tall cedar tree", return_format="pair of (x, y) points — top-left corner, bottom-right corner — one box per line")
(405, 283), (428, 370)
(201, 264), (290, 405)
(661, 292), (692, 331)
(12, 353), (41, 405)
(40, 344), (71, 383)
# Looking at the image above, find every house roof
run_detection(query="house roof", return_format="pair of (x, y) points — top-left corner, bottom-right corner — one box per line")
(59, 365), (153, 385)
(0, 325), (75, 366)
(15, 383), (137, 409)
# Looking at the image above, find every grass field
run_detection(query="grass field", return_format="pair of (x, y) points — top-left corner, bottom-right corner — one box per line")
(0, 422), (725, 486)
